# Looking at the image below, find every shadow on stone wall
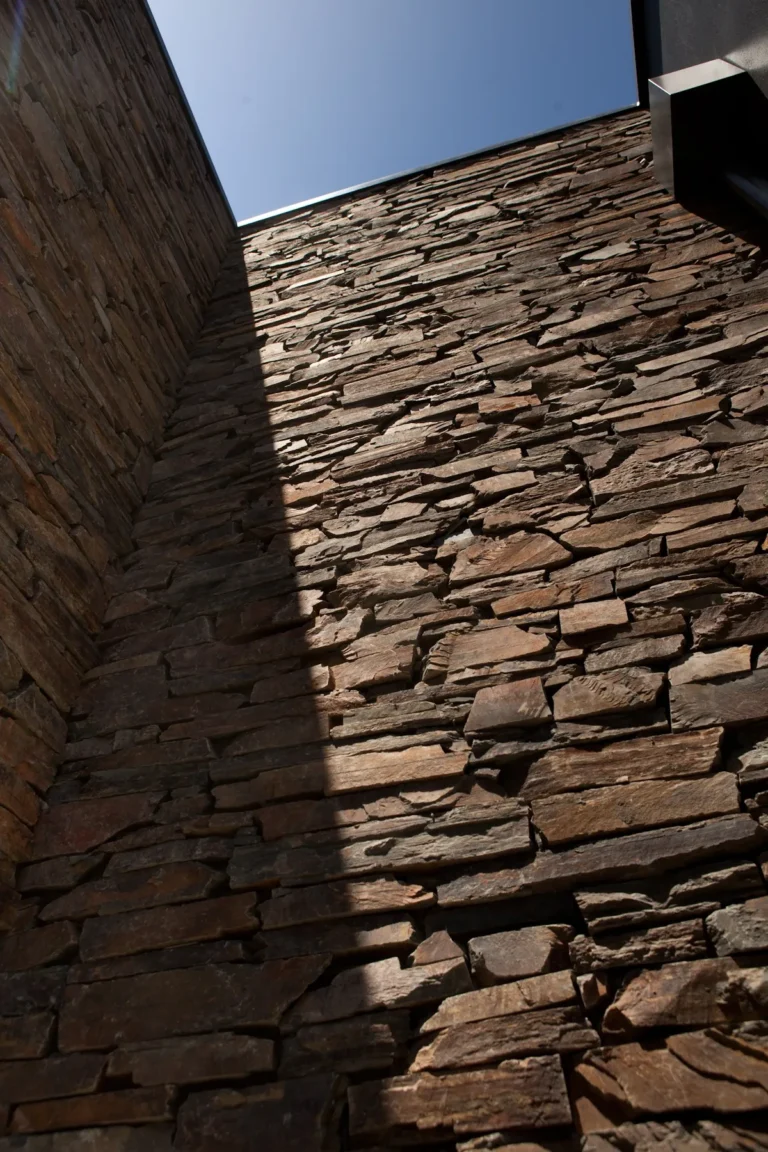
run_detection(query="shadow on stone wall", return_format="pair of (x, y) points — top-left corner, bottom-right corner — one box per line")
(0, 0), (232, 900)
(8, 237), (355, 1144)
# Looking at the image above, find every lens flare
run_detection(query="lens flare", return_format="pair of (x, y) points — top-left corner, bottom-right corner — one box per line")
(6, 0), (27, 95)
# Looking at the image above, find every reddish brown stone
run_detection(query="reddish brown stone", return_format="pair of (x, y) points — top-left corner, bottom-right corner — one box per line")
(520, 729), (722, 799)
(349, 1058), (572, 1137)
(559, 599), (629, 638)
(39, 863), (223, 922)
(468, 925), (571, 985)
(108, 1032), (275, 1085)
(572, 1029), (768, 1132)
(175, 1074), (344, 1152)
(0, 807), (32, 862)
(0, 921), (78, 970)
(671, 669), (768, 729)
(58, 957), (330, 1050)
(32, 793), (161, 859)
(0, 1052), (105, 1102)
(411, 1006), (598, 1071)
(79, 893), (258, 961)
(451, 534), (571, 585)
(412, 930), (464, 966)
(466, 678), (552, 733)
(259, 877), (434, 930)
(532, 774), (739, 846)
(448, 624), (551, 673)
(324, 745), (466, 795)
(12, 1086), (175, 1134)
(280, 1011), (409, 1078)
(553, 670), (663, 721)
(285, 956), (472, 1028)
(601, 957), (768, 1035)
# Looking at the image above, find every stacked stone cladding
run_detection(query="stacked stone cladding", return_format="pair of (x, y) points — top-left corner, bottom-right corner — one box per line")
(3, 102), (768, 1148)
(0, 0), (233, 896)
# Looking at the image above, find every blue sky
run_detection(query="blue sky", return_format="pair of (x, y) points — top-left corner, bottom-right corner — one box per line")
(147, 0), (638, 222)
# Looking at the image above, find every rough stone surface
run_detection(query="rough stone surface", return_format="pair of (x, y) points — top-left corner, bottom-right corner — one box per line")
(2, 92), (768, 1150)
(468, 925), (572, 985)
(601, 958), (768, 1035)
(573, 1029), (768, 1132)
(707, 896), (768, 955)
(348, 1057), (572, 1138)
(0, 0), (232, 892)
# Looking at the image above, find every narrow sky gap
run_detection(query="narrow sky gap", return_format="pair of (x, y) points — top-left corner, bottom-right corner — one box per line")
(147, 0), (638, 220)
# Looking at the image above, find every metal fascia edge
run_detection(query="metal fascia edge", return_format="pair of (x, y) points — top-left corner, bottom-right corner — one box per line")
(237, 101), (642, 232)
(140, 0), (236, 226)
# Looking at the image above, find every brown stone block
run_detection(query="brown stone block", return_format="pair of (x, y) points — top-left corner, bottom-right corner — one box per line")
(324, 745), (466, 795)
(0, 1012), (54, 1059)
(466, 678), (552, 733)
(223, 713), (329, 758)
(492, 572), (613, 618)
(520, 728), (722, 799)
(451, 533), (571, 585)
(258, 796), (368, 841)
(671, 669), (768, 729)
(707, 895), (768, 955)
(532, 773), (739, 846)
(0, 968), (66, 1016)
(213, 759), (325, 809)
(108, 1032), (274, 1086)
(570, 919), (707, 974)
(349, 1057), (572, 1137)
(5, 682), (67, 752)
(0, 806), (32, 862)
(669, 645), (752, 686)
(602, 957), (768, 1035)
(438, 815), (766, 907)
(335, 561), (446, 606)
(469, 924), (572, 985)
(229, 803), (529, 889)
(260, 877), (434, 930)
(552, 669), (663, 721)
(281, 1011), (409, 1078)
(39, 863), (223, 922)
(411, 929), (463, 966)
(420, 970), (576, 1034)
(175, 1074), (344, 1152)
(69, 940), (247, 985)
(32, 793), (162, 859)
(0, 764), (42, 826)
(0, 1052), (105, 1102)
(0, 921), (78, 970)
(559, 598), (629, 638)
(332, 647), (414, 691)
(58, 956), (329, 1050)
(0, 579), (81, 711)
(79, 893), (259, 960)
(575, 859), (761, 935)
(261, 916), (418, 960)
(86, 739), (212, 774)
(11, 1086), (175, 1134)
(449, 625), (552, 675)
(0, 715), (57, 792)
(285, 955), (471, 1028)
(572, 1028), (768, 1132)
(411, 1004), (598, 1071)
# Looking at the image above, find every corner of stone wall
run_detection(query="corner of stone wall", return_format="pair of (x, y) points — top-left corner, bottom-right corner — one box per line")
(0, 0), (234, 912)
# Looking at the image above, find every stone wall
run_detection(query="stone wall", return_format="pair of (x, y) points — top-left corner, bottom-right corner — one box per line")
(0, 1), (233, 887)
(2, 106), (768, 1148)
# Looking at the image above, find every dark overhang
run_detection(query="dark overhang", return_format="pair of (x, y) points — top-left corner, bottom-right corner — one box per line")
(633, 0), (768, 222)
